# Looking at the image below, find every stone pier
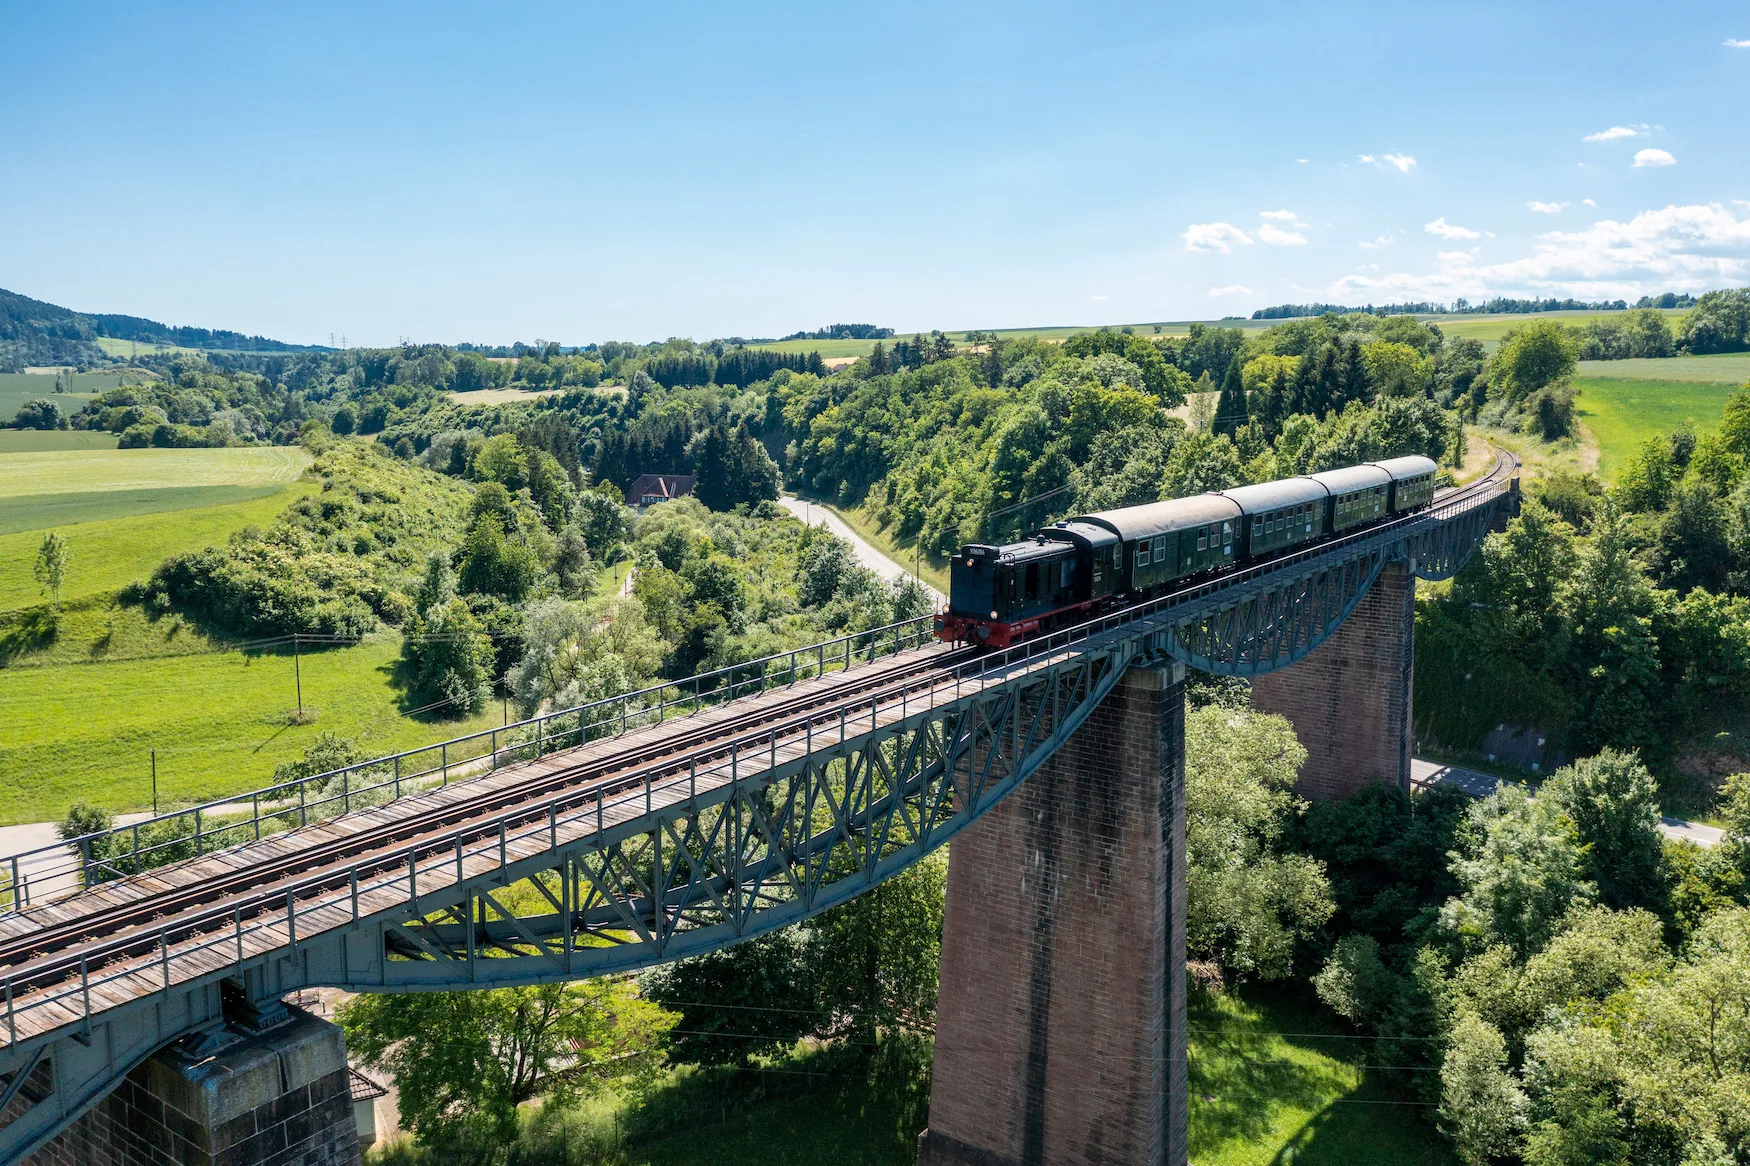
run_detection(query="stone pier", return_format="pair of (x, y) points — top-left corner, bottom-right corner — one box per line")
(918, 663), (1188, 1166)
(25, 1007), (361, 1166)
(1250, 559), (1415, 800)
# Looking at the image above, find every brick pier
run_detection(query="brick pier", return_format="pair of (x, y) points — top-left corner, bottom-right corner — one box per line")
(1250, 559), (1415, 800)
(24, 1007), (361, 1166)
(918, 663), (1188, 1166)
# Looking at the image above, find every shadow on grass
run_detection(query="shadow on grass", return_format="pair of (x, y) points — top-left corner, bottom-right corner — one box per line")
(0, 605), (57, 664)
(1190, 983), (1454, 1166)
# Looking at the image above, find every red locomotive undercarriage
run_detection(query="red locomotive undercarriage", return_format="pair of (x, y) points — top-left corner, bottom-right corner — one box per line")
(934, 598), (1104, 650)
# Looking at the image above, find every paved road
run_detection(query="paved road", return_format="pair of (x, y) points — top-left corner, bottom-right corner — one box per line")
(777, 496), (945, 603)
(1411, 758), (1723, 847)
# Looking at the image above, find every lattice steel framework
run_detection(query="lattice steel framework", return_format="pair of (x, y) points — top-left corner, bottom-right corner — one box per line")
(0, 466), (1516, 1163)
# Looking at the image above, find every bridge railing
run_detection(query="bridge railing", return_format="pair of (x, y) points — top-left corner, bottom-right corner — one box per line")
(1, 461), (1514, 916)
(0, 471), (1517, 1047)
(1, 614), (938, 913)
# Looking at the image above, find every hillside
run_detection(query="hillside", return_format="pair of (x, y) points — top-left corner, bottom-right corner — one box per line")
(0, 286), (325, 371)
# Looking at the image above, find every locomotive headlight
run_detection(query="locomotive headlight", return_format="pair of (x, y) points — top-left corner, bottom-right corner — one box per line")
(990, 611), (998, 619)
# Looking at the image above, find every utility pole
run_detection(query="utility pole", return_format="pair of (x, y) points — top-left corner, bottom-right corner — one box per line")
(293, 634), (303, 717)
(151, 749), (157, 814)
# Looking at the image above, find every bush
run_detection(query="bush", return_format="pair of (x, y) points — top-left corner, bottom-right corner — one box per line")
(13, 398), (67, 430)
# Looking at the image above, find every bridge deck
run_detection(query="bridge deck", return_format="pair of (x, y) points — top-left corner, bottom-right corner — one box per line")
(3, 635), (1099, 1048)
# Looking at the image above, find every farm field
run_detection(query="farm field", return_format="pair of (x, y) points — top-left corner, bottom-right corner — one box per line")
(1577, 353), (1750, 383)
(0, 484), (289, 535)
(1575, 375), (1740, 478)
(0, 480), (318, 609)
(0, 431), (119, 452)
(448, 386), (567, 405)
(0, 633), (500, 824)
(93, 336), (205, 358)
(0, 445), (309, 498)
(0, 375), (99, 426)
(1432, 307), (1687, 349)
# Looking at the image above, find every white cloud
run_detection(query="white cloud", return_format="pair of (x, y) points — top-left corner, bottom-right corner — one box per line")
(1089, 294), (1109, 301)
(1633, 148), (1677, 168)
(1259, 209), (1302, 223)
(1208, 285), (1253, 297)
(1329, 202), (1750, 303)
(1358, 233), (1397, 250)
(1297, 158), (1309, 164)
(1358, 154), (1375, 164)
(1583, 198), (1597, 207)
(1258, 223), (1309, 246)
(1425, 217), (1482, 240)
(1725, 38), (1750, 47)
(1382, 153), (1416, 172)
(1528, 201), (1569, 214)
(1583, 125), (1641, 142)
(1183, 222), (1255, 253)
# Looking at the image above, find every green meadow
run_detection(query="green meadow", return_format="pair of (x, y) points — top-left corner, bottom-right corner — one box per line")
(0, 446), (309, 498)
(0, 430), (120, 453)
(0, 480), (318, 609)
(1577, 353), (1750, 383)
(0, 485), (289, 535)
(1188, 987), (1454, 1165)
(0, 632), (500, 824)
(1576, 375), (1743, 479)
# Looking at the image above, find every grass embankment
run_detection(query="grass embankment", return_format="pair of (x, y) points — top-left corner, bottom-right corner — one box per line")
(1189, 986), (1453, 1165)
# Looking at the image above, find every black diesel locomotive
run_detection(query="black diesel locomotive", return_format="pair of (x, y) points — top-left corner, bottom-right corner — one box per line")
(936, 455), (1438, 648)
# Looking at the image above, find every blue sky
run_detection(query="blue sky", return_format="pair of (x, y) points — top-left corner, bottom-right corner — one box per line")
(2, 1), (1748, 345)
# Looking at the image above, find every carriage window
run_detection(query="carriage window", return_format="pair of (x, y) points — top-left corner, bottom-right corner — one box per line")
(1252, 519), (1263, 539)
(1197, 528), (1208, 550)
(1154, 535), (1167, 558)
(1136, 540), (1151, 566)
(1223, 521), (1233, 539)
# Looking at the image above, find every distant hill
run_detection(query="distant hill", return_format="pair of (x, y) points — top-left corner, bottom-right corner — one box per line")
(0, 287), (325, 370)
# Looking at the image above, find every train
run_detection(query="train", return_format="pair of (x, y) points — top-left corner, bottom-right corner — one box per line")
(935, 455), (1439, 648)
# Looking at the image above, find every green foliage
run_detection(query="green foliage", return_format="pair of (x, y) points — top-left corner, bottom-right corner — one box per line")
(13, 397), (67, 430)
(403, 597), (494, 715)
(1184, 705), (1333, 981)
(1489, 320), (1580, 403)
(689, 422), (780, 510)
(1543, 749), (1667, 911)
(341, 978), (672, 1155)
(143, 443), (473, 636)
(33, 530), (68, 609)
(1439, 783), (1594, 959)
(1439, 1014), (1528, 1166)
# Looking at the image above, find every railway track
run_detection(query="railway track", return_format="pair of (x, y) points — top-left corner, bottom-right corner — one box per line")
(0, 446), (1517, 1002)
(0, 642), (977, 988)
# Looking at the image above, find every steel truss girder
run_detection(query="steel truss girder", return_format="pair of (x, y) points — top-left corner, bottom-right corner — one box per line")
(0, 480), (1517, 1164)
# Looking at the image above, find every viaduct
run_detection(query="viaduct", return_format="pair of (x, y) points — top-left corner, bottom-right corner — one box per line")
(0, 453), (1516, 1166)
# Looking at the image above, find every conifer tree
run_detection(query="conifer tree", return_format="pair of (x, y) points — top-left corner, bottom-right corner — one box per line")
(1212, 355), (1248, 436)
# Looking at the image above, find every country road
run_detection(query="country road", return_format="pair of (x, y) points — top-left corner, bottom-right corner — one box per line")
(777, 496), (945, 603)
(1412, 758), (1722, 847)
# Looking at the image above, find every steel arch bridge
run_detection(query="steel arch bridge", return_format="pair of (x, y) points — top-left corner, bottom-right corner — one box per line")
(0, 454), (1516, 1162)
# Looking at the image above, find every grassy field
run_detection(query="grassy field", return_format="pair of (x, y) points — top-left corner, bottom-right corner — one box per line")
(0, 446), (309, 498)
(0, 481), (318, 609)
(0, 384), (96, 426)
(1433, 308), (1687, 350)
(1577, 353), (1750, 383)
(1189, 986), (1454, 1165)
(0, 632), (500, 824)
(93, 336), (205, 359)
(0, 485), (290, 535)
(1576, 376), (1741, 478)
(0, 431), (119, 453)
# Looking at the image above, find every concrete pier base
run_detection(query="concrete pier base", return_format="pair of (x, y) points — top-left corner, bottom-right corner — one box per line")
(918, 663), (1188, 1166)
(26, 1007), (361, 1166)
